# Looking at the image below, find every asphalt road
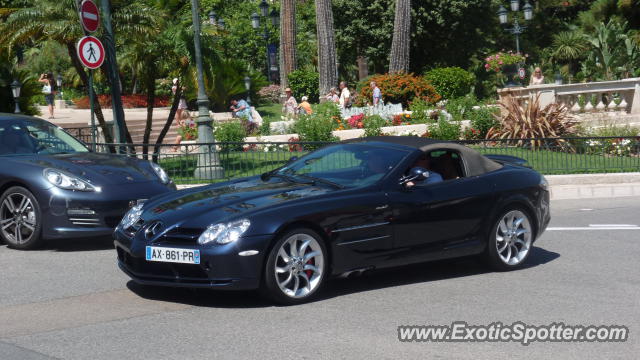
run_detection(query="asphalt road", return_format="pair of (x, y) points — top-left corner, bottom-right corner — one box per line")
(1, 197), (639, 360)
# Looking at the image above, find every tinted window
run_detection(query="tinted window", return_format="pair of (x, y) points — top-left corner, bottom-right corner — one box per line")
(0, 119), (88, 156)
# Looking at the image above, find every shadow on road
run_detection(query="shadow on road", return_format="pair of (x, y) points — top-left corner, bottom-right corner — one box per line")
(124, 246), (560, 308)
(42, 236), (114, 252)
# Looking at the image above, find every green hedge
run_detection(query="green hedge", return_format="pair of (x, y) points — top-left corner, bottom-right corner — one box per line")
(424, 67), (475, 100)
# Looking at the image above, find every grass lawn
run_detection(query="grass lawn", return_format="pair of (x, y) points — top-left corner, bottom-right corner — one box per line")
(256, 102), (282, 125)
(158, 146), (640, 185)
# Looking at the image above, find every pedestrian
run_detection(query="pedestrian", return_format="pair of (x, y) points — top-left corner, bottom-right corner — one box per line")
(339, 81), (351, 109)
(38, 72), (56, 119)
(172, 109), (193, 152)
(325, 88), (339, 103)
(172, 78), (188, 122)
(298, 96), (313, 115)
(231, 98), (258, 134)
(282, 88), (298, 117)
(530, 67), (545, 85)
(371, 81), (382, 106)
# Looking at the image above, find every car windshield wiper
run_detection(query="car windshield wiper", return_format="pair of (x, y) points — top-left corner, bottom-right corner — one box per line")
(269, 173), (314, 186)
(294, 174), (345, 189)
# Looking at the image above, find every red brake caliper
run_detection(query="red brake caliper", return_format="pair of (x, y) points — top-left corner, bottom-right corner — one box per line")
(305, 258), (314, 278)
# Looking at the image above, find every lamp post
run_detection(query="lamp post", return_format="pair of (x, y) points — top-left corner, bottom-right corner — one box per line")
(191, 0), (224, 180)
(10, 80), (21, 114)
(56, 74), (63, 100)
(497, 1), (533, 54)
(251, 0), (279, 82)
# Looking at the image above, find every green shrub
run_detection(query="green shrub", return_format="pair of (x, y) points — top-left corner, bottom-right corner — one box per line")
(287, 68), (320, 103)
(409, 97), (437, 124)
(469, 106), (500, 138)
(214, 120), (246, 152)
(446, 94), (480, 121)
(424, 67), (475, 100)
(294, 112), (339, 147)
(357, 73), (441, 108)
(428, 115), (461, 141)
(362, 115), (388, 137)
(585, 124), (640, 137)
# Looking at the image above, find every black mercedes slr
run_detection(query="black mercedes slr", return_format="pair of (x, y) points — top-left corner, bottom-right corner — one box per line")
(115, 136), (550, 305)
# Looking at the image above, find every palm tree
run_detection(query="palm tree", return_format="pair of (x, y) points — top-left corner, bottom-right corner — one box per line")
(279, 0), (297, 89)
(0, 0), (157, 144)
(388, 0), (410, 73)
(550, 30), (588, 76)
(315, 0), (338, 98)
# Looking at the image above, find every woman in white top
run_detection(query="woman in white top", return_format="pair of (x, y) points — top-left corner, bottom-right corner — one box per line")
(38, 73), (56, 119)
(530, 67), (545, 85)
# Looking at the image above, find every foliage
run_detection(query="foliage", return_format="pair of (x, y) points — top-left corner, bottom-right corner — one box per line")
(0, 60), (41, 116)
(580, 124), (640, 137)
(257, 85), (282, 104)
(348, 114), (365, 129)
(445, 94), (480, 122)
(484, 52), (526, 73)
(214, 120), (247, 152)
(486, 95), (578, 148)
(362, 115), (388, 137)
(424, 67), (475, 100)
(294, 112), (339, 144)
(426, 116), (461, 141)
(581, 20), (640, 80)
(408, 97), (437, 124)
(177, 122), (197, 141)
(357, 73), (441, 107)
(468, 106), (500, 138)
(205, 60), (267, 111)
(72, 95), (170, 109)
(550, 30), (589, 64)
(287, 68), (320, 103)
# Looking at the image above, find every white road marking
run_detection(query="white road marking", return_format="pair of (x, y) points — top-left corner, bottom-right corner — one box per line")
(589, 224), (637, 227)
(579, 208), (593, 211)
(548, 226), (640, 231)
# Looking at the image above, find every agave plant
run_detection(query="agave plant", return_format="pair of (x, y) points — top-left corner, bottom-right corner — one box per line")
(486, 94), (578, 149)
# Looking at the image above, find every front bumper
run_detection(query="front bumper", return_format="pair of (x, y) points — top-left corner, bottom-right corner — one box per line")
(114, 231), (273, 290)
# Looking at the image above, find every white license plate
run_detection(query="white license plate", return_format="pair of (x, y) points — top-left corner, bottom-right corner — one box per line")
(145, 246), (200, 264)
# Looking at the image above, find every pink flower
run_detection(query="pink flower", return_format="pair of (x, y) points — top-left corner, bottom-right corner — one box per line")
(485, 63), (490, 69)
(499, 61), (503, 65)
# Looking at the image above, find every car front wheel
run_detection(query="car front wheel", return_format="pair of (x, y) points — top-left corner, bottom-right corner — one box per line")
(263, 228), (327, 305)
(0, 186), (43, 250)
(486, 208), (533, 271)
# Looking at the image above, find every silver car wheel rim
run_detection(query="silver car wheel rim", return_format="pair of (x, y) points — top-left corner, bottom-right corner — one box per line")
(495, 210), (532, 266)
(0, 193), (36, 244)
(275, 233), (324, 299)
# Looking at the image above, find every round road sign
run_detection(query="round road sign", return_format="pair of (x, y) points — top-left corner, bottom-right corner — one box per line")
(77, 36), (105, 69)
(79, 0), (100, 33)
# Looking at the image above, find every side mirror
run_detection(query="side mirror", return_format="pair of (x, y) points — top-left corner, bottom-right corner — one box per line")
(399, 167), (430, 186)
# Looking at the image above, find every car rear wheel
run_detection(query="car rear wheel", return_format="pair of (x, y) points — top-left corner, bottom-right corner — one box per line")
(262, 228), (327, 305)
(486, 208), (533, 271)
(0, 187), (43, 250)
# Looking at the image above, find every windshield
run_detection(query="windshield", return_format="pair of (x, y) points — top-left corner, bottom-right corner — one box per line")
(276, 143), (410, 188)
(0, 119), (89, 156)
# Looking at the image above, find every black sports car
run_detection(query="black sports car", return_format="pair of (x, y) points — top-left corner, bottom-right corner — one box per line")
(114, 136), (550, 304)
(0, 114), (176, 249)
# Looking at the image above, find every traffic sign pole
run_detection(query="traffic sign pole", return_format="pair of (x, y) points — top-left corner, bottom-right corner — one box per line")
(89, 70), (96, 151)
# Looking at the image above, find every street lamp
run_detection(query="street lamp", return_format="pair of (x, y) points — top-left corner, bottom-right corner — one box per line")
(208, 10), (216, 26)
(190, 0), (224, 180)
(497, 1), (533, 54)
(56, 74), (63, 100)
(244, 76), (252, 104)
(217, 18), (225, 30)
(10, 80), (21, 114)
(251, 0), (279, 82)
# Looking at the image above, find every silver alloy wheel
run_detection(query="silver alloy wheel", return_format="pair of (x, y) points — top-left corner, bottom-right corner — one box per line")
(495, 210), (532, 266)
(0, 193), (37, 244)
(275, 233), (325, 299)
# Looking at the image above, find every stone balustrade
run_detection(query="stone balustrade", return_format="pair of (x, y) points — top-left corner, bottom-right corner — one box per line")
(497, 78), (640, 114)
(340, 103), (404, 119)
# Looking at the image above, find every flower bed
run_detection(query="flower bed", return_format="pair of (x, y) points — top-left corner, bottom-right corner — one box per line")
(73, 94), (171, 109)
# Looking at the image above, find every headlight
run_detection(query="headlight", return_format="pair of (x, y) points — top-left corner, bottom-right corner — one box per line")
(150, 162), (170, 184)
(120, 203), (144, 229)
(198, 219), (251, 245)
(44, 169), (99, 192)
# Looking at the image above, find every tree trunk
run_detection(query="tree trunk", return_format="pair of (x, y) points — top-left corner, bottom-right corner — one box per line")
(66, 42), (113, 144)
(279, 0), (297, 91)
(142, 62), (156, 156)
(153, 82), (181, 161)
(357, 55), (369, 80)
(389, 0), (411, 73)
(315, 0), (338, 98)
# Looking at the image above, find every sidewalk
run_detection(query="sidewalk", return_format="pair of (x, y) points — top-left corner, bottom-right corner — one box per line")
(37, 106), (173, 126)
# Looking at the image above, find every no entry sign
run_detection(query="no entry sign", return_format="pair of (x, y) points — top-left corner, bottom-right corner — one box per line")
(77, 36), (105, 69)
(79, 0), (100, 33)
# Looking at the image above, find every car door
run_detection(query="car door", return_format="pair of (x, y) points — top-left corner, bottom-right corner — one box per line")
(388, 151), (497, 265)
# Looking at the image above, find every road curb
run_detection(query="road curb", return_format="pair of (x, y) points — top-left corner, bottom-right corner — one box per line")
(176, 173), (640, 200)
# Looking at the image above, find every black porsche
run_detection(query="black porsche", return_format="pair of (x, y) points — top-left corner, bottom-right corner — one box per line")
(0, 114), (176, 249)
(114, 136), (550, 304)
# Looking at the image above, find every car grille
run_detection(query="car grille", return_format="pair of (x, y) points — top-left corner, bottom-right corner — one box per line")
(68, 215), (101, 227)
(117, 247), (209, 281)
(158, 227), (203, 244)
